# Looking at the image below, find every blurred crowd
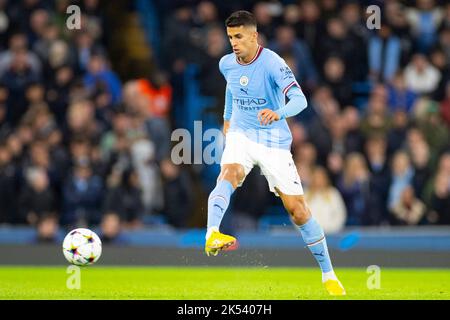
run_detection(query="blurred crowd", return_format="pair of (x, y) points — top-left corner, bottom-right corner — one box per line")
(0, 0), (449, 242)
(0, 0), (195, 243)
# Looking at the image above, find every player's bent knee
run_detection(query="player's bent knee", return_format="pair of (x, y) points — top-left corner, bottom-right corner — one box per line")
(219, 167), (245, 189)
(219, 165), (245, 189)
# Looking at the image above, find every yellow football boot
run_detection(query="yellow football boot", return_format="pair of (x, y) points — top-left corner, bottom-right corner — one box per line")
(205, 230), (238, 256)
(324, 279), (346, 296)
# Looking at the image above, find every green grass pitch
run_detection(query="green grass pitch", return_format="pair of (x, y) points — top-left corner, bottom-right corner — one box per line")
(0, 267), (449, 299)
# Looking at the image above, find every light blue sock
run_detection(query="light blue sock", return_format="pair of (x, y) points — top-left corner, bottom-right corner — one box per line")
(298, 217), (333, 273)
(207, 180), (234, 231)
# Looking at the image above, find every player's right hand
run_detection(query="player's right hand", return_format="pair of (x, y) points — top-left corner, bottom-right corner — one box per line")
(257, 109), (280, 126)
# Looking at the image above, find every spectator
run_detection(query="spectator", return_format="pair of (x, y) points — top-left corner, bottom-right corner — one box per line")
(368, 23), (401, 83)
(159, 158), (194, 228)
(422, 151), (450, 203)
(289, 120), (308, 154)
(191, 0), (220, 48)
(252, 2), (277, 40)
(282, 4), (301, 30)
(25, 82), (46, 108)
(385, 1), (413, 66)
(327, 114), (348, 156)
(387, 72), (417, 114)
(391, 185), (427, 225)
(326, 151), (344, 186)
(24, 140), (60, 188)
(65, 100), (103, 143)
(320, 0), (339, 20)
(33, 23), (60, 67)
(81, 0), (105, 32)
(145, 114), (172, 163)
(161, 4), (196, 74)
(74, 30), (106, 73)
(19, 168), (57, 226)
(99, 212), (128, 244)
(34, 213), (59, 243)
(137, 71), (173, 118)
(130, 134), (163, 215)
(46, 65), (75, 125)
(0, 142), (17, 224)
(0, 1), (9, 51)
(61, 160), (103, 228)
(84, 54), (122, 106)
(416, 102), (450, 158)
(406, 0), (444, 54)
(197, 26), (227, 97)
(404, 54), (441, 95)
(45, 39), (76, 82)
(364, 134), (391, 224)
(0, 33), (41, 77)
(438, 26), (450, 63)
(23, 104), (57, 141)
(195, 1), (219, 25)
(341, 106), (364, 154)
(46, 127), (70, 187)
(14, 124), (33, 155)
(0, 88), (12, 139)
(69, 137), (92, 168)
(360, 91), (393, 139)
(340, 1), (370, 49)
(103, 168), (144, 228)
(295, 0), (324, 57)
(321, 56), (353, 107)
(269, 25), (318, 90)
(307, 86), (340, 163)
(430, 47), (449, 100)
(388, 151), (414, 211)
(305, 166), (346, 233)
(293, 141), (317, 191)
(27, 9), (50, 47)
(1, 49), (41, 124)
(387, 110), (409, 156)
(407, 129), (432, 197)
(386, 1), (411, 38)
(427, 168), (450, 225)
(337, 153), (371, 226)
(100, 108), (131, 164)
(438, 3), (450, 31)
(440, 82), (450, 128)
(318, 16), (361, 80)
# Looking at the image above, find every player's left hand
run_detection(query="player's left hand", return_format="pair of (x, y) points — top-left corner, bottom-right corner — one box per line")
(257, 109), (280, 126)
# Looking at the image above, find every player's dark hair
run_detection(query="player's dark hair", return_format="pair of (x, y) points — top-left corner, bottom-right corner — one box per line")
(225, 11), (257, 28)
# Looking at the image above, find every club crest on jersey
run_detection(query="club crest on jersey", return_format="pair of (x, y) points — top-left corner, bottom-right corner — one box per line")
(240, 76), (249, 86)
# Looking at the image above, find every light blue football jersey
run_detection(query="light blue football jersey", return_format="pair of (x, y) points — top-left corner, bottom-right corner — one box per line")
(219, 45), (303, 150)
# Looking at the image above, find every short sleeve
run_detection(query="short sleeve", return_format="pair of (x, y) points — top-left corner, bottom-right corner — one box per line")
(269, 54), (300, 95)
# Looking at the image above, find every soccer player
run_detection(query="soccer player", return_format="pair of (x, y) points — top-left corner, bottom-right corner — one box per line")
(204, 10), (346, 296)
